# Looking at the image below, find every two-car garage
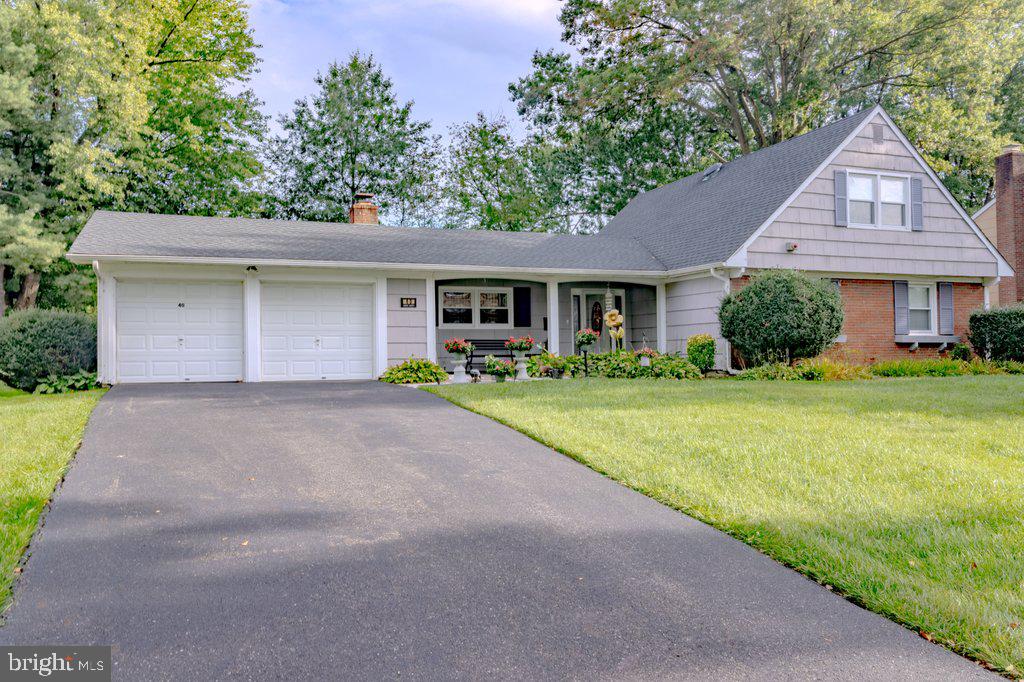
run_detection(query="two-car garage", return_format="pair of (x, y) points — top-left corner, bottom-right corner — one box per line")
(112, 278), (377, 383)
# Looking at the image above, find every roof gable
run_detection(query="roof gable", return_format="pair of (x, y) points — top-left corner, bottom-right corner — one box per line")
(599, 107), (878, 271)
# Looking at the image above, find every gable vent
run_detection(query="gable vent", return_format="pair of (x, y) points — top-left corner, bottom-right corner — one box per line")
(872, 124), (884, 144)
(702, 163), (723, 181)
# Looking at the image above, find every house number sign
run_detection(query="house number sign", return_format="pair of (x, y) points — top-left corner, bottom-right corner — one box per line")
(400, 298), (417, 308)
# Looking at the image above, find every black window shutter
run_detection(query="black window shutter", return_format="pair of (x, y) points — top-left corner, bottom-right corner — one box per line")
(513, 287), (532, 327)
(893, 281), (910, 335)
(938, 282), (954, 335)
(910, 177), (924, 231)
(834, 170), (848, 227)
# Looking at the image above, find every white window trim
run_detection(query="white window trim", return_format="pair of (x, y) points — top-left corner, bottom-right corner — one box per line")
(438, 286), (514, 329)
(907, 282), (937, 335)
(845, 169), (912, 232)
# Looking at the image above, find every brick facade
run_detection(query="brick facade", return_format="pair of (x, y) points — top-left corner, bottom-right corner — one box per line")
(730, 276), (984, 363)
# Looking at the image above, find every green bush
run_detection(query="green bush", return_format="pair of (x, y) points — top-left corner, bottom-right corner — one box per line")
(868, 358), (998, 378)
(719, 271), (844, 366)
(795, 357), (872, 381)
(34, 370), (100, 394)
(550, 350), (699, 380)
(379, 357), (448, 384)
(736, 362), (802, 381)
(686, 334), (716, 373)
(647, 354), (701, 379)
(968, 305), (1024, 361)
(949, 342), (973, 362)
(0, 309), (96, 391)
(996, 360), (1024, 374)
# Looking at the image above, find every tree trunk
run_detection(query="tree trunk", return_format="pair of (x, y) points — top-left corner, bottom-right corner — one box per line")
(0, 264), (6, 317)
(14, 271), (41, 310)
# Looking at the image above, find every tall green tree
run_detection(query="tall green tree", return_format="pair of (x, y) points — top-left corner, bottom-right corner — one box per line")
(441, 114), (554, 232)
(267, 53), (439, 226)
(0, 0), (150, 313)
(514, 0), (1024, 223)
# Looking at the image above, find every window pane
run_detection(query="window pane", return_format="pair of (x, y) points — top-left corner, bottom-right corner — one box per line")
(881, 203), (905, 226)
(479, 292), (508, 308)
(909, 309), (931, 331)
(480, 308), (509, 325)
(908, 285), (930, 309)
(442, 291), (471, 308)
(849, 200), (874, 224)
(442, 308), (472, 324)
(880, 177), (906, 203)
(849, 174), (874, 201)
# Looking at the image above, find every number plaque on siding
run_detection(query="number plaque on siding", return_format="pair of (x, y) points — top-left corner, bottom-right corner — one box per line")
(400, 297), (417, 308)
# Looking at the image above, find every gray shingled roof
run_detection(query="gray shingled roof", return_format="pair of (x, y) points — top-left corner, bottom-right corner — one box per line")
(600, 107), (877, 270)
(68, 211), (666, 272)
(69, 108), (875, 273)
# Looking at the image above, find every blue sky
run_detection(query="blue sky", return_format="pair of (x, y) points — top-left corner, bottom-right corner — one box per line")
(245, 0), (564, 136)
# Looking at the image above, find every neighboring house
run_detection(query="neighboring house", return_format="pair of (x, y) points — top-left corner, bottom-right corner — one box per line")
(67, 105), (1013, 384)
(971, 142), (1024, 307)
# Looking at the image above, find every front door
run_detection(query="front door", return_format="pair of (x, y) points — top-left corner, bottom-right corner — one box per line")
(573, 289), (626, 352)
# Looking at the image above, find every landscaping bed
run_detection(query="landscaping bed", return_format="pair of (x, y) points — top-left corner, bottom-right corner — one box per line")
(0, 385), (104, 612)
(427, 376), (1024, 677)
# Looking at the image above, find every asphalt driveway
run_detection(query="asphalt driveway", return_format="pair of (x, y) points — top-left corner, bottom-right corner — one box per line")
(1, 382), (990, 680)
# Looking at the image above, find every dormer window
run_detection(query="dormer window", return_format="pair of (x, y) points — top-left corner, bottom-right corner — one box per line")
(847, 172), (910, 230)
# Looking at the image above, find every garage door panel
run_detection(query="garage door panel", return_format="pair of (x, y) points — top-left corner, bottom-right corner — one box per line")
(261, 282), (374, 381)
(116, 279), (243, 383)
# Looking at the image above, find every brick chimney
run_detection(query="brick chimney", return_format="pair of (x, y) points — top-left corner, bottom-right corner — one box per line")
(349, 192), (379, 225)
(996, 144), (1024, 305)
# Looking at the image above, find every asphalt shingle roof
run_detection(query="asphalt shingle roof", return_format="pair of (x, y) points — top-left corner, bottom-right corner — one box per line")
(599, 107), (877, 270)
(68, 108), (876, 273)
(68, 211), (666, 272)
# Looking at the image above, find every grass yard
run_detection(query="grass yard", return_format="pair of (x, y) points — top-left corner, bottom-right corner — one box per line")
(428, 376), (1024, 677)
(0, 385), (104, 613)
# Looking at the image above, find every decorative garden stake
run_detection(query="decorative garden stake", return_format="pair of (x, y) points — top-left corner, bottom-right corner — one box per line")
(505, 336), (535, 381)
(604, 309), (625, 351)
(575, 328), (600, 378)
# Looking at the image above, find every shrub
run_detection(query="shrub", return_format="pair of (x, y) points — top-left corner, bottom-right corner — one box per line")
(719, 271), (844, 366)
(968, 305), (1024, 361)
(379, 358), (448, 384)
(34, 370), (100, 394)
(0, 309), (96, 392)
(869, 358), (977, 378)
(527, 351), (565, 377)
(996, 360), (1024, 374)
(590, 349), (641, 378)
(647, 354), (701, 379)
(949, 342), (973, 362)
(686, 334), (716, 373)
(736, 362), (802, 381)
(794, 357), (872, 381)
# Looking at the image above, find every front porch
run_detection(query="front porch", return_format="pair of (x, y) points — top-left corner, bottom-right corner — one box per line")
(433, 278), (665, 369)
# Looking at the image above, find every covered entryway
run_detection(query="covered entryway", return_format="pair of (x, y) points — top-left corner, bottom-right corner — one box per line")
(260, 282), (374, 381)
(114, 279), (244, 383)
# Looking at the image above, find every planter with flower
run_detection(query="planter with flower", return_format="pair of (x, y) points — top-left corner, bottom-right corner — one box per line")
(637, 347), (660, 367)
(505, 336), (535, 381)
(484, 355), (516, 382)
(575, 328), (600, 376)
(443, 338), (475, 384)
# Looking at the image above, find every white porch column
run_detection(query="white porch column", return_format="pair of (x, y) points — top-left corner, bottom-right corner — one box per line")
(375, 276), (389, 377)
(243, 273), (261, 382)
(656, 283), (668, 353)
(547, 280), (560, 354)
(425, 276), (437, 362)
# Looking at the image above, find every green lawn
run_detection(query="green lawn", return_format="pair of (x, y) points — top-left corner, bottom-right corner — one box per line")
(0, 386), (104, 612)
(428, 377), (1024, 677)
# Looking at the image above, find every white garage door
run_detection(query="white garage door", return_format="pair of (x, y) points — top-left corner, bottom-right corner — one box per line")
(261, 282), (374, 381)
(116, 280), (244, 383)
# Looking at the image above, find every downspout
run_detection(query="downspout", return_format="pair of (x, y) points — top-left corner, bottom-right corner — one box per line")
(92, 261), (105, 384)
(709, 266), (742, 373)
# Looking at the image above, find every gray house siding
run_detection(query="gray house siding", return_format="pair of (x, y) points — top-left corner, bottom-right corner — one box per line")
(387, 278), (428, 367)
(746, 114), (998, 278)
(665, 275), (727, 368)
(557, 282), (658, 355)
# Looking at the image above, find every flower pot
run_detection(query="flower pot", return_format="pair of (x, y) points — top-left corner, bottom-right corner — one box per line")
(451, 353), (469, 384)
(511, 350), (529, 381)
